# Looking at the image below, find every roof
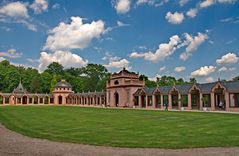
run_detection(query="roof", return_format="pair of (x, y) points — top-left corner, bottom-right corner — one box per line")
(175, 84), (193, 95)
(13, 81), (27, 94)
(222, 81), (239, 92)
(198, 82), (216, 94)
(160, 86), (172, 94)
(54, 80), (72, 88)
(143, 87), (155, 95)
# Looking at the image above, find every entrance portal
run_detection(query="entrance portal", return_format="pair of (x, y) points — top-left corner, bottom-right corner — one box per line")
(58, 95), (62, 104)
(114, 92), (119, 107)
(22, 96), (28, 104)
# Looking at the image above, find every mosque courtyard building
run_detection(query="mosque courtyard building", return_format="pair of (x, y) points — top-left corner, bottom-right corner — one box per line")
(0, 68), (239, 112)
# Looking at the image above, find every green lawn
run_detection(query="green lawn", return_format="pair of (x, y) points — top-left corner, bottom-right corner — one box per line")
(0, 106), (239, 148)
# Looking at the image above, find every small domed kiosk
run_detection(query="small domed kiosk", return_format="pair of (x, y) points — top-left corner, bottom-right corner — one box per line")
(53, 80), (74, 105)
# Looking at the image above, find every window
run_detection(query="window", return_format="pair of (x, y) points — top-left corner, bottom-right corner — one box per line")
(181, 95), (188, 107)
(114, 80), (119, 85)
(163, 95), (168, 105)
(230, 93), (239, 108)
(202, 94), (211, 107)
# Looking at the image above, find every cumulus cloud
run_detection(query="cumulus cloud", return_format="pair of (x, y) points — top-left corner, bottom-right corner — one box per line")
(0, 49), (22, 58)
(191, 66), (216, 77)
(0, 57), (5, 62)
(148, 74), (161, 81)
(44, 16), (105, 51)
(30, 0), (48, 14)
(136, 0), (169, 7)
(179, 0), (190, 6)
(130, 35), (181, 62)
(200, 0), (216, 8)
(216, 52), (238, 65)
(104, 58), (130, 69)
(165, 12), (185, 24)
(218, 66), (228, 72)
(180, 32), (208, 61)
(103, 52), (130, 69)
(114, 0), (131, 14)
(186, 8), (198, 18)
(0, 2), (29, 18)
(175, 66), (186, 72)
(205, 76), (214, 82)
(38, 51), (88, 72)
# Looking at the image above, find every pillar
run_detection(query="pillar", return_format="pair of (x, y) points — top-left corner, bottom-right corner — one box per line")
(160, 94), (164, 109)
(168, 94), (172, 109)
(20, 97), (23, 104)
(3, 97), (5, 105)
(178, 94), (181, 109)
(152, 95), (156, 108)
(187, 93), (192, 110)
(210, 92), (215, 111)
(139, 96), (142, 108)
(225, 92), (230, 111)
(199, 93), (203, 110)
(145, 95), (148, 108)
(37, 97), (40, 104)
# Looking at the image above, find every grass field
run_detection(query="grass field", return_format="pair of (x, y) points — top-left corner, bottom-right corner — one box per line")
(0, 106), (239, 148)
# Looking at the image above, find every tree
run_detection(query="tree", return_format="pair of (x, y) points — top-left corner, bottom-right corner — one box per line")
(189, 78), (197, 84)
(232, 76), (239, 81)
(30, 76), (41, 93)
(50, 75), (57, 93)
(45, 62), (64, 75)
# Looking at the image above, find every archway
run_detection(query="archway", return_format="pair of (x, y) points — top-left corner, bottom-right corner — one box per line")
(213, 85), (225, 110)
(170, 89), (179, 109)
(191, 88), (200, 110)
(22, 96), (28, 104)
(114, 92), (119, 107)
(58, 95), (62, 104)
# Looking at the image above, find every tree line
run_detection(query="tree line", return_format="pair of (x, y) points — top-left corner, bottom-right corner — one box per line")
(0, 60), (238, 93)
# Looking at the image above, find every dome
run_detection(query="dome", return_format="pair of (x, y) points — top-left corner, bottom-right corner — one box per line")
(54, 80), (72, 88)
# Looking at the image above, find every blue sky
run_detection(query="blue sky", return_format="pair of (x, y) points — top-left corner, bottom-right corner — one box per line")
(0, 0), (238, 83)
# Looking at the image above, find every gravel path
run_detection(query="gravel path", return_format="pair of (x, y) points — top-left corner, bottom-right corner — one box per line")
(0, 124), (239, 156)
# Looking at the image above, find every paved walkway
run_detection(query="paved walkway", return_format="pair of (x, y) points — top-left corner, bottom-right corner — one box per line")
(0, 124), (239, 156)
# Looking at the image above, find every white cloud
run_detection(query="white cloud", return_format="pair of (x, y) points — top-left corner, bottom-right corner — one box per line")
(0, 49), (22, 58)
(30, 0), (48, 14)
(148, 74), (161, 81)
(104, 58), (130, 69)
(216, 52), (238, 65)
(218, 66), (227, 72)
(159, 66), (166, 71)
(200, 0), (216, 8)
(229, 67), (236, 71)
(186, 8), (198, 18)
(205, 76), (214, 82)
(179, 0), (190, 6)
(0, 2), (29, 18)
(165, 12), (185, 24)
(130, 35), (181, 61)
(191, 66), (216, 77)
(117, 20), (129, 27)
(175, 66), (186, 72)
(180, 32), (208, 61)
(52, 3), (60, 9)
(0, 57), (5, 62)
(218, 0), (237, 3)
(136, 0), (169, 6)
(44, 16), (105, 51)
(114, 0), (131, 14)
(38, 51), (88, 72)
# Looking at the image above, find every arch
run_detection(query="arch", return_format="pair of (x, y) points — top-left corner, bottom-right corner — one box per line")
(114, 91), (119, 107)
(212, 82), (226, 110)
(190, 87), (200, 110)
(22, 95), (28, 104)
(114, 80), (119, 85)
(170, 87), (179, 109)
(58, 95), (63, 104)
(33, 96), (39, 104)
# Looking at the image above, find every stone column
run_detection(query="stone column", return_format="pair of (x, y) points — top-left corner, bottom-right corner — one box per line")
(210, 92), (215, 111)
(152, 95), (156, 109)
(3, 97), (5, 105)
(38, 97), (40, 104)
(178, 94), (181, 109)
(138, 96), (142, 108)
(20, 98), (23, 105)
(145, 95), (148, 108)
(225, 92), (230, 111)
(168, 94), (172, 109)
(43, 98), (45, 104)
(187, 93), (192, 110)
(161, 94), (164, 109)
(99, 97), (102, 106)
(199, 93), (203, 110)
